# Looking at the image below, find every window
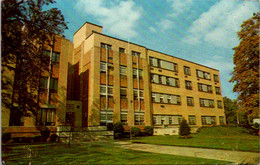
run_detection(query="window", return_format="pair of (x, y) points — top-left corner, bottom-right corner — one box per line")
(134, 89), (143, 100)
(214, 74), (219, 82)
(219, 116), (225, 125)
(139, 70), (143, 79)
(201, 116), (216, 125)
(167, 77), (179, 87)
(133, 68), (137, 78)
(188, 115), (196, 125)
(37, 108), (56, 126)
(152, 93), (181, 105)
(100, 111), (113, 125)
(135, 113), (144, 125)
(121, 113), (127, 125)
(120, 66), (127, 75)
(120, 88), (127, 99)
(200, 98), (214, 108)
(50, 78), (58, 92)
(101, 43), (112, 50)
(215, 87), (221, 95)
(185, 80), (192, 90)
(172, 116), (182, 125)
(184, 66), (191, 75)
(43, 50), (60, 64)
(132, 51), (140, 56)
(187, 97), (194, 106)
(119, 48), (125, 53)
(100, 85), (113, 96)
(196, 70), (211, 80)
(151, 74), (159, 83)
(40, 77), (48, 89)
(198, 83), (212, 93)
(151, 73), (179, 87)
(100, 62), (106, 72)
(149, 57), (177, 71)
(153, 115), (182, 125)
(217, 100), (223, 109)
(133, 69), (142, 79)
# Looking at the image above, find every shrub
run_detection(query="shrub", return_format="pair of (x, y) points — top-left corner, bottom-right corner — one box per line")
(179, 118), (191, 138)
(253, 123), (259, 129)
(131, 127), (140, 137)
(40, 127), (50, 142)
(50, 134), (58, 142)
(113, 122), (124, 139)
(33, 136), (41, 142)
(2, 133), (11, 143)
(107, 123), (114, 131)
(144, 126), (153, 136)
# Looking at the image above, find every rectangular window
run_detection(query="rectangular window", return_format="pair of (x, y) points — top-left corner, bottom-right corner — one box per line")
(188, 115), (196, 125)
(133, 68), (137, 78)
(120, 66), (127, 75)
(185, 80), (192, 90)
(184, 66), (191, 75)
(101, 43), (112, 50)
(121, 113), (127, 125)
(52, 52), (60, 64)
(100, 85), (113, 96)
(135, 113), (144, 125)
(38, 108), (56, 126)
(50, 78), (58, 92)
(132, 51), (140, 56)
(201, 116), (216, 125)
(149, 57), (177, 71)
(119, 48), (125, 53)
(100, 111), (113, 125)
(120, 88), (127, 99)
(100, 62), (106, 72)
(151, 74), (159, 83)
(219, 116), (225, 125)
(149, 57), (158, 67)
(139, 70), (143, 79)
(217, 100), (223, 109)
(198, 83), (212, 93)
(133, 89), (138, 100)
(200, 98), (214, 108)
(40, 77), (48, 89)
(215, 87), (221, 95)
(172, 116), (182, 125)
(152, 93), (180, 105)
(187, 97), (194, 106)
(197, 70), (211, 80)
(214, 74), (219, 82)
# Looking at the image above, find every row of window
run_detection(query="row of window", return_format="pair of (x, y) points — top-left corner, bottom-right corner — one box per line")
(149, 57), (178, 72)
(101, 43), (141, 57)
(153, 115), (225, 125)
(151, 74), (179, 87)
(40, 77), (58, 92)
(185, 81), (221, 94)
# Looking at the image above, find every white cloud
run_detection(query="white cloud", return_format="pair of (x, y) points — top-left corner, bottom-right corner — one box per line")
(182, 0), (259, 48)
(149, 27), (156, 33)
(167, 0), (194, 17)
(75, 0), (142, 39)
(156, 19), (173, 31)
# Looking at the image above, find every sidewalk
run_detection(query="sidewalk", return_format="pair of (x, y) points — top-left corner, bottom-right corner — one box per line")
(114, 141), (259, 164)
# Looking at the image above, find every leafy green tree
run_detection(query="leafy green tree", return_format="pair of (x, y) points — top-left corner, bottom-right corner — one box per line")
(230, 12), (259, 119)
(179, 118), (191, 138)
(223, 97), (238, 124)
(1, 0), (67, 124)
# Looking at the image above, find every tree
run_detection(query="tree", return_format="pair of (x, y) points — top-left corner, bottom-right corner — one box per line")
(230, 12), (259, 119)
(179, 118), (191, 138)
(1, 0), (67, 124)
(223, 97), (238, 124)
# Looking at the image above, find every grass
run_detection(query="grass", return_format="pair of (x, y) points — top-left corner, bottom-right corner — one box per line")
(2, 142), (230, 164)
(132, 126), (259, 152)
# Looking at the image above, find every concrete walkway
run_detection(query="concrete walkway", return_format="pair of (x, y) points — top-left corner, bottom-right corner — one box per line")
(114, 141), (259, 164)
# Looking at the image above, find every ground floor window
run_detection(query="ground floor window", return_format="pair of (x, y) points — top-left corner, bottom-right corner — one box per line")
(37, 108), (56, 126)
(188, 115), (196, 125)
(153, 115), (182, 125)
(201, 116), (216, 125)
(134, 113), (144, 125)
(100, 110), (113, 126)
(121, 112), (128, 125)
(219, 116), (225, 125)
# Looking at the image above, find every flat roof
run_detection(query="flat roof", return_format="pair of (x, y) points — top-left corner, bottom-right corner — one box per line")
(85, 31), (219, 71)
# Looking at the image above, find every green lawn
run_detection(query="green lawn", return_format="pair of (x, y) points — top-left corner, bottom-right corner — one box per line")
(2, 142), (229, 164)
(133, 126), (259, 152)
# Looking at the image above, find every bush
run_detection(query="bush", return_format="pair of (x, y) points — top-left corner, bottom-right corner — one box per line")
(2, 133), (11, 143)
(253, 123), (259, 129)
(33, 136), (41, 142)
(107, 123), (114, 131)
(50, 134), (58, 142)
(131, 127), (140, 137)
(40, 127), (50, 142)
(144, 126), (153, 136)
(179, 118), (191, 138)
(113, 122), (124, 139)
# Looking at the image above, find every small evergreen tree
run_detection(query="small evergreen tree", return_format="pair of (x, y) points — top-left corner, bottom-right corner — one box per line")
(179, 118), (191, 138)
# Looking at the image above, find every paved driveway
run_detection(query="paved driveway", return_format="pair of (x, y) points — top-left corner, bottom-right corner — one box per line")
(114, 141), (259, 164)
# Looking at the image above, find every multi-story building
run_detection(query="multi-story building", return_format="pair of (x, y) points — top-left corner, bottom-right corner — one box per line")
(2, 35), (73, 136)
(69, 22), (226, 134)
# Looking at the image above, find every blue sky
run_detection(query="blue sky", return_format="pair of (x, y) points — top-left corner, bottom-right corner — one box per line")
(51, 0), (259, 100)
